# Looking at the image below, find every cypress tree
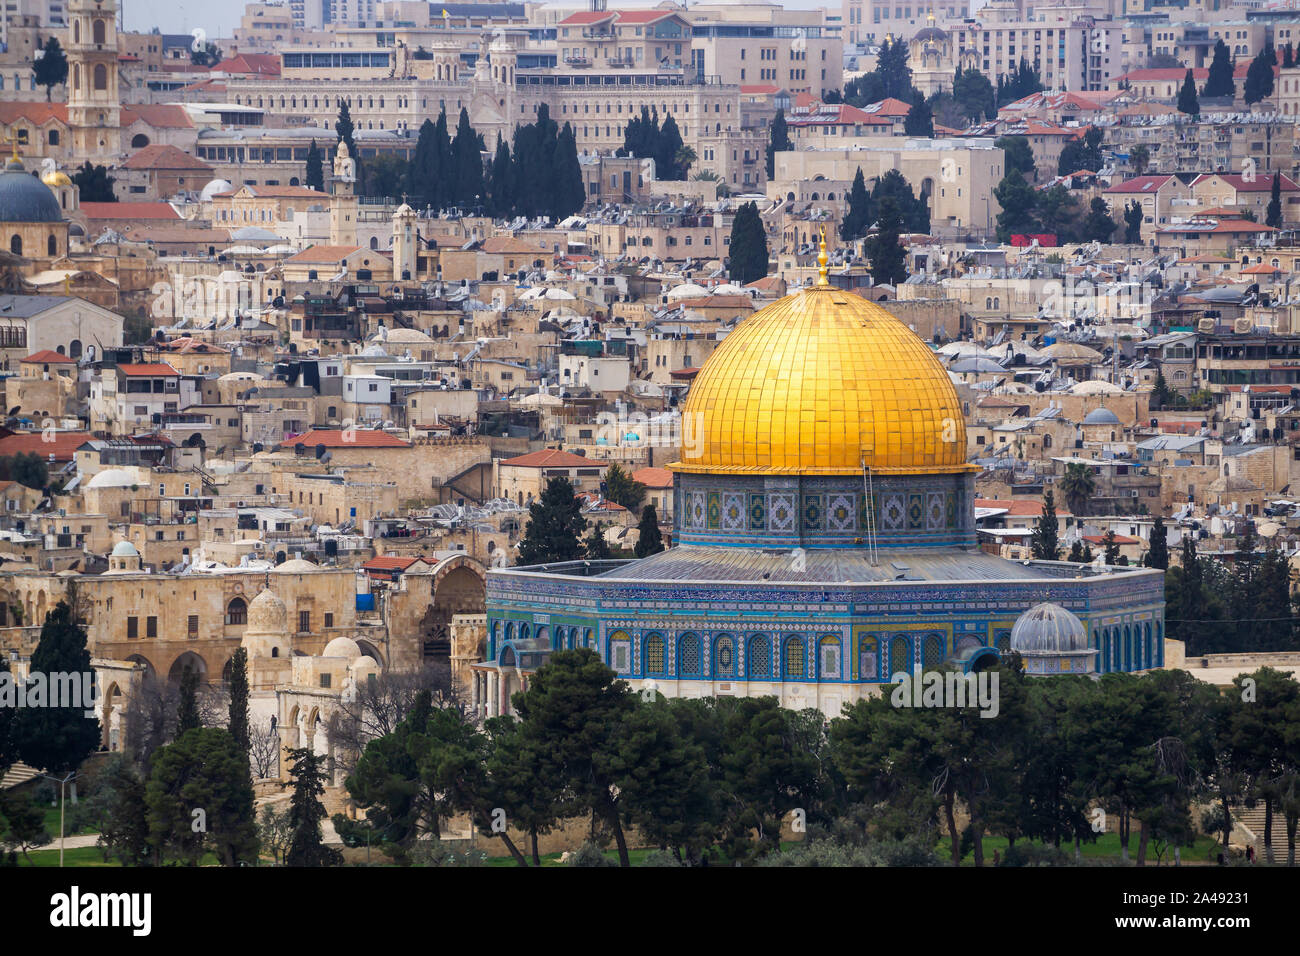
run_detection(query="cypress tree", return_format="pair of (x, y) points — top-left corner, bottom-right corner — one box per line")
(335, 100), (356, 159)
(553, 122), (586, 218)
(584, 522), (612, 559)
(864, 196), (908, 286)
(903, 98), (934, 136)
(1267, 173), (1283, 228)
(1031, 490), (1060, 560)
(1203, 39), (1236, 98)
(728, 201), (769, 284)
(635, 505), (664, 558)
(228, 647), (250, 757)
(409, 118), (441, 208)
(305, 140), (324, 192)
(13, 601), (99, 775)
(488, 134), (514, 217)
(177, 666), (201, 734)
(658, 113), (685, 180)
(285, 747), (343, 866)
(841, 167), (873, 241)
(1146, 515), (1170, 570)
(434, 110), (453, 210)
(1244, 46), (1276, 105)
(1177, 70), (1200, 117)
(516, 476), (587, 566)
(766, 108), (791, 179)
(452, 107), (484, 209)
(1102, 529), (1121, 566)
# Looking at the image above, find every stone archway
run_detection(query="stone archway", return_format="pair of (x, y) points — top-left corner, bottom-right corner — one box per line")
(419, 557), (486, 665)
(168, 650), (208, 684)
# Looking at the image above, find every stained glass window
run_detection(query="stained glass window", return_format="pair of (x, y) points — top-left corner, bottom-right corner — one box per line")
(784, 636), (805, 678)
(646, 634), (666, 675)
(748, 635), (771, 678)
(678, 634), (702, 676)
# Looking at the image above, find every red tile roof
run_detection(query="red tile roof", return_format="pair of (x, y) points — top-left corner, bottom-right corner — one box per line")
(118, 363), (180, 376)
(0, 431), (90, 462)
(120, 104), (194, 129)
(21, 350), (75, 364)
(0, 102), (67, 125)
(975, 498), (1073, 517)
(218, 53), (281, 76)
(557, 10), (615, 25)
(283, 245), (364, 264)
(1194, 173), (1299, 193)
(279, 429), (410, 449)
(121, 144), (212, 171)
(81, 202), (180, 220)
(1105, 175), (1176, 194)
(362, 555), (419, 572)
(631, 466), (672, 488)
(500, 449), (599, 468)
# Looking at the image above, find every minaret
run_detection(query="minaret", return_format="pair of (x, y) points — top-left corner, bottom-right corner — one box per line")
(67, 0), (122, 157)
(330, 141), (358, 248)
(392, 202), (417, 280)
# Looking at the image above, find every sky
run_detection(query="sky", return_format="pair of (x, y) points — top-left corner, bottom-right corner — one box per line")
(122, 0), (848, 40)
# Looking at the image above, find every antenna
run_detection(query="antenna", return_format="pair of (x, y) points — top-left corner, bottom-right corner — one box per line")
(861, 458), (879, 566)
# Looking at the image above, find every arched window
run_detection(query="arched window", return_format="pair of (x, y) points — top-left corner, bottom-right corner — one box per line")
(93, 64), (107, 91)
(678, 633), (702, 677)
(584, 628), (594, 649)
(818, 636), (842, 679)
(783, 635), (805, 678)
(1123, 625), (1132, 669)
(505, 621), (516, 641)
(985, 297), (993, 309)
(9, 235), (20, 256)
(747, 634), (771, 678)
(923, 633), (945, 670)
(225, 597), (247, 626)
(1043, 434), (1052, 448)
(889, 635), (911, 675)
(859, 635), (878, 680)
(713, 634), (734, 677)
(93, 19), (106, 45)
(131, 133), (149, 148)
(47, 234), (57, 256)
(644, 633), (666, 675)
(48, 130), (58, 145)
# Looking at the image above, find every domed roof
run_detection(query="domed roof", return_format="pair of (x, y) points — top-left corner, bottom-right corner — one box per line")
(0, 159), (63, 224)
(1208, 473), (1259, 494)
(86, 468), (137, 489)
(201, 178), (233, 201)
(381, 327), (435, 344)
(41, 169), (72, 187)
(246, 588), (288, 632)
(110, 540), (139, 557)
(1082, 405), (1121, 425)
(671, 274), (973, 476)
(914, 26), (949, 43)
(273, 557), (319, 572)
(321, 636), (361, 660)
(1010, 603), (1090, 655)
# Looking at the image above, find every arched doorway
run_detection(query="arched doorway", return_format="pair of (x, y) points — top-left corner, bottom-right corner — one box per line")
(168, 651), (208, 684)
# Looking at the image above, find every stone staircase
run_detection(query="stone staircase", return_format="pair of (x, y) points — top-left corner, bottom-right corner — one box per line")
(0, 762), (40, 790)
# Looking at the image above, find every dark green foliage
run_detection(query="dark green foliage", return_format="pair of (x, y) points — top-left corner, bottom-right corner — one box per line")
(1124, 200), (1145, 244)
(516, 475), (586, 566)
(634, 504), (664, 558)
(1057, 127), (1103, 177)
(766, 109), (791, 179)
(145, 728), (259, 865)
(0, 791), (50, 861)
(228, 647), (249, 757)
(728, 201), (769, 284)
(1203, 39), (1236, 98)
(584, 521), (612, 559)
(1177, 70), (1200, 117)
(903, 97), (934, 136)
(33, 36), (68, 101)
(13, 601), (99, 775)
(844, 37), (915, 105)
(993, 168), (1039, 243)
(0, 453), (48, 489)
(1084, 197), (1118, 243)
(72, 162), (116, 203)
(408, 117), (447, 208)
(1130, 144), (1150, 176)
(840, 167), (872, 241)
(452, 108), (485, 207)
(365, 154), (408, 201)
(996, 134), (1037, 181)
(864, 196), (908, 286)
(1244, 45), (1277, 105)
(1031, 490), (1060, 560)
(285, 747), (343, 866)
(91, 755), (152, 865)
(951, 67), (997, 122)
(486, 134), (514, 216)
(1145, 515), (1170, 570)
(176, 666), (200, 733)
(603, 462), (645, 511)
(508, 105), (584, 220)
(841, 168), (929, 243)
(335, 100), (356, 159)
(1267, 173), (1283, 228)
(996, 59), (1044, 108)
(305, 140), (324, 192)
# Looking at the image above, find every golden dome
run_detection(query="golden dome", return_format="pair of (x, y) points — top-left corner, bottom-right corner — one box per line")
(41, 170), (72, 187)
(671, 284), (974, 477)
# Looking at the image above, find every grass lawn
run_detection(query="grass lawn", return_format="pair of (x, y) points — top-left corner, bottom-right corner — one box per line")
(16, 846), (119, 867)
(939, 832), (1226, 866)
(41, 802), (98, 838)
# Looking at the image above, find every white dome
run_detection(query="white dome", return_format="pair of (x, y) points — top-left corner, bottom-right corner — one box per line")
(665, 282), (707, 301)
(381, 327), (435, 344)
(273, 557), (319, 573)
(322, 636), (361, 661)
(246, 588), (288, 632)
(86, 468), (137, 489)
(110, 540), (139, 557)
(218, 371), (263, 383)
(712, 282), (746, 295)
(201, 178), (233, 201)
(1010, 603), (1090, 656)
(1071, 379), (1125, 396)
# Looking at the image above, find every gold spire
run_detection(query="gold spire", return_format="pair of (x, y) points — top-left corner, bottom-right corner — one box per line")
(816, 226), (829, 285)
(4, 131), (19, 162)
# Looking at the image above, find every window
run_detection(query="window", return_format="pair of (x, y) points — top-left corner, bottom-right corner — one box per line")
(784, 636), (805, 678)
(146, 616), (157, 638)
(188, 615), (198, 636)
(747, 634), (771, 678)
(889, 635), (911, 674)
(645, 633), (665, 675)
(320, 673), (332, 688)
(226, 597), (247, 626)
(324, 612), (334, 628)
(127, 616), (138, 639)
(679, 633), (702, 677)
(819, 636), (842, 679)
(299, 610), (311, 632)
(610, 631), (632, 673)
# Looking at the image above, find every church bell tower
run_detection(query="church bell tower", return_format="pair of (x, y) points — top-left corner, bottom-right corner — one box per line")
(67, 0), (122, 157)
(330, 141), (358, 248)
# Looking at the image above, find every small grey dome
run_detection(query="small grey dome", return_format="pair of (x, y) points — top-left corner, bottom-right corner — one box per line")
(110, 540), (139, 558)
(1082, 406), (1120, 426)
(1010, 603), (1089, 655)
(0, 159), (63, 223)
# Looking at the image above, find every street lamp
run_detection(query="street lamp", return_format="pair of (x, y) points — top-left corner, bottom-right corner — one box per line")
(39, 770), (78, 867)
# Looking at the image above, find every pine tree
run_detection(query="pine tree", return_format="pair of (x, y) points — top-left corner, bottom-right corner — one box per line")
(1146, 515), (1170, 570)
(766, 108), (791, 179)
(13, 601), (99, 775)
(305, 140), (324, 192)
(584, 522), (612, 559)
(1203, 39), (1236, 98)
(728, 201), (769, 284)
(903, 97), (934, 136)
(1177, 70), (1200, 117)
(285, 747), (343, 866)
(635, 505), (664, 558)
(603, 463), (646, 511)
(228, 647), (250, 757)
(864, 196), (908, 286)
(32, 36), (68, 102)
(840, 167), (873, 241)
(72, 162), (116, 203)
(1084, 197), (1117, 242)
(177, 666), (200, 733)
(1102, 529), (1121, 566)
(1152, 370), (1172, 409)
(1267, 173), (1283, 228)
(1031, 490), (1060, 560)
(1067, 540), (1086, 563)
(516, 476), (587, 566)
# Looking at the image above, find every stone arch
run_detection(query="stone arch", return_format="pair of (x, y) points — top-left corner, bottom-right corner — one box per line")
(101, 681), (125, 749)
(125, 653), (155, 680)
(226, 596), (247, 625)
(131, 133), (149, 148)
(168, 650), (208, 684)
(356, 639), (383, 665)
